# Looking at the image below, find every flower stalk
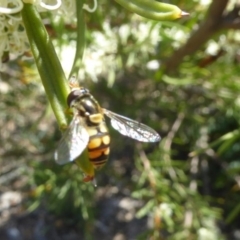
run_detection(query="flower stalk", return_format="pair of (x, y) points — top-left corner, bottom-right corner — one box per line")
(21, 2), (94, 181)
(21, 2), (70, 129)
(69, 0), (86, 78)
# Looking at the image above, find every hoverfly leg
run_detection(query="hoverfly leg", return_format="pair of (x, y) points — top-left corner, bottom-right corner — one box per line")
(92, 178), (97, 187)
(83, 175), (97, 187)
(83, 174), (94, 183)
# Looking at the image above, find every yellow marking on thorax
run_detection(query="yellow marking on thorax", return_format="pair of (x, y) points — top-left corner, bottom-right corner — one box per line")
(89, 113), (103, 124)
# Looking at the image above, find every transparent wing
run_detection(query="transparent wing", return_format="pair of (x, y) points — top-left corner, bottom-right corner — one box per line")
(54, 116), (89, 165)
(103, 109), (160, 142)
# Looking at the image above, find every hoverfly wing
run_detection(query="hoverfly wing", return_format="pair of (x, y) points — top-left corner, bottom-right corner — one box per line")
(54, 116), (89, 165)
(103, 109), (160, 142)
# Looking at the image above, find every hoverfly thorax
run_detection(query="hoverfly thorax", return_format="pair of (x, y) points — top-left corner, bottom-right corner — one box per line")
(68, 88), (97, 112)
(67, 88), (103, 126)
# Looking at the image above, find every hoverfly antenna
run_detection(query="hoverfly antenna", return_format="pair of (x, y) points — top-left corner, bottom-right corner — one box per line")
(69, 76), (80, 89)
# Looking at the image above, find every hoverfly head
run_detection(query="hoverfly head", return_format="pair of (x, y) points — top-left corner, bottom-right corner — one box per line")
(67, 87), (90, 108)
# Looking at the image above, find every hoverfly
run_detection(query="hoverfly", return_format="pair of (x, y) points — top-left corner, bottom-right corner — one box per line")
(54, 79), (160, 182)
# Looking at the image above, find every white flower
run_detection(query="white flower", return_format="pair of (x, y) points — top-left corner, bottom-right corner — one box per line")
(0, 0), (27, 70)
(0, 0), (97, 70)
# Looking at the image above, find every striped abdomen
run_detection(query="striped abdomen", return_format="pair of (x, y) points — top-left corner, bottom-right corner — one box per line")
(87, 122), (110, 169)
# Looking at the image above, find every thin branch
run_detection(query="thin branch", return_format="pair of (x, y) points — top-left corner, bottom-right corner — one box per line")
(164, 112), (185, 151)
(221, 4), (240, 29)
(184, 127), (208, 227)
(165, 0), (229, 73)
(139, 149), (157, 188)
(138, 113), (185, 186)
(162, 112), (185, 180)
(222, 19), (240, 29)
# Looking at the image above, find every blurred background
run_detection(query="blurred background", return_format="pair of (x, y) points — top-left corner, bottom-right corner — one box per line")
(1, 0), (240, 239)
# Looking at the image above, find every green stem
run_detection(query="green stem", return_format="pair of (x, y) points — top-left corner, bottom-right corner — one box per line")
(189, 129), (240, 157)
(21, 3), (70, 128)
(69, 0), (86, 78)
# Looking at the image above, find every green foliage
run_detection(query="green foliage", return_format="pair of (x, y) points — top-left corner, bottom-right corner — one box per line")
(28, 160), (95, 220)
(1, 0), (240, 239)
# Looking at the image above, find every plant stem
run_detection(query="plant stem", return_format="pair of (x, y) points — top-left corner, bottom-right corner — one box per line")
(21, 3), (70, 128)
(69, 0), (86, 78)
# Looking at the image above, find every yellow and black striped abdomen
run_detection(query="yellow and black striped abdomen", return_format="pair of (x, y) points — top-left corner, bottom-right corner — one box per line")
(87, 122), (110, 169)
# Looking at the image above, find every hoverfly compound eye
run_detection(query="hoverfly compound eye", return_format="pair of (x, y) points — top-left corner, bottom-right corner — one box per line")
(67, 90), (80, 107)
(67, 88), (90, 107)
